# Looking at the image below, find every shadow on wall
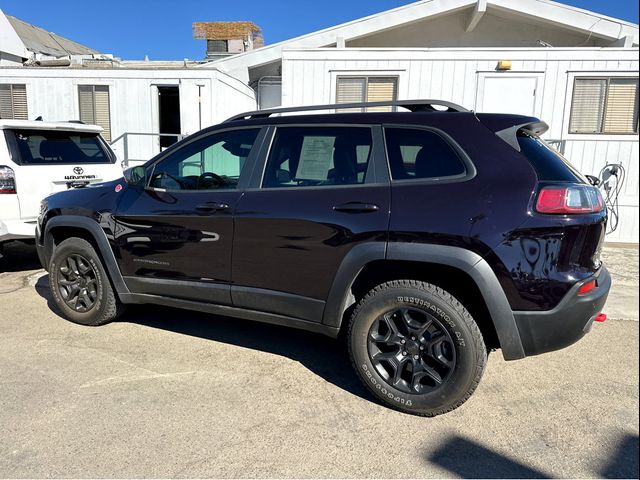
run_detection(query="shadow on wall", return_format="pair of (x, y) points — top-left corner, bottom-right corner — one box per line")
(34, 274), (373, 404)
(427, 434), (639, 479)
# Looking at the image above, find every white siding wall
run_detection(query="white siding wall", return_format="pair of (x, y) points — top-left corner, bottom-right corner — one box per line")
(0, 68), (256, 164)
(281, 48), (639, 242)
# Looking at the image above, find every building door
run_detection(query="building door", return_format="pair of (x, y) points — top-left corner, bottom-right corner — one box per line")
(158, 86), (181, 149)
(476, 74), (544, 116)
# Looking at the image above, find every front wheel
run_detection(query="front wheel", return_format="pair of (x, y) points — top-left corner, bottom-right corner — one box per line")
(348, 280), (487, 416)
(49, 237), (125, 326)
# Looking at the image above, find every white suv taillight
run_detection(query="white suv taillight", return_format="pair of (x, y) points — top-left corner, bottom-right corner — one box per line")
(536, 185), (604, 214)
(0, 165), (16, 194)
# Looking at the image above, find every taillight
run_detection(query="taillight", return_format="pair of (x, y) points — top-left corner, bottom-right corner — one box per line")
(0, 165), (16, 194)
(536, 185), (604, 214)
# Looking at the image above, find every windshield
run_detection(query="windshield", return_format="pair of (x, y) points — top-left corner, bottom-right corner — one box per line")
(517, 133), (587, 183)
(9, 129), (114, 165)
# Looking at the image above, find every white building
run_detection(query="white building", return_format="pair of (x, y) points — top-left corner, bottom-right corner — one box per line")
(1, 0), (639, 242)
(0, 10), (255, 163)
(203, 0), (639, 243)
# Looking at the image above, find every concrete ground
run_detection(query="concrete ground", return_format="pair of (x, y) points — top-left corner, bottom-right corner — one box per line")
(0, 242), (638, 478)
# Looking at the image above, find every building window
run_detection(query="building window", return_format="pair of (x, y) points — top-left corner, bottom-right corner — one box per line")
(0, 84), (28, 120)
(78, 85), (112, 142)
(569, 77), (639, 135)
(336, 76), (398, 111)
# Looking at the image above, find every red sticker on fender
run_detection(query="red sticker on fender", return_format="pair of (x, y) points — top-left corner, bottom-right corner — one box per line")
(115, 184), (123, 192)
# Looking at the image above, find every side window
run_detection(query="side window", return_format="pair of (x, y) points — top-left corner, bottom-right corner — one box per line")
(384, 128), (466, 180)
(149, 128), (260, 191)
(263, 127), (372, 188)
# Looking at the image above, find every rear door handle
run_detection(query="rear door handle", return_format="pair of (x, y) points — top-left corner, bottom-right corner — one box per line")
(196, 202), (229, 212)
(333, 202), (380, 213)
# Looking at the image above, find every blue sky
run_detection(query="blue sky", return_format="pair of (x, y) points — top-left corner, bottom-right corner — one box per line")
(1, 0), (638, 60)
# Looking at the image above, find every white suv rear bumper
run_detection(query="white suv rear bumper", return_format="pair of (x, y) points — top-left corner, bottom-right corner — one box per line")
(0, 218), (37, 242)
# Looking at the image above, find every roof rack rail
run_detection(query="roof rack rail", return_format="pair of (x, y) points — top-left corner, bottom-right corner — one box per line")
(225, 99), (469, 122)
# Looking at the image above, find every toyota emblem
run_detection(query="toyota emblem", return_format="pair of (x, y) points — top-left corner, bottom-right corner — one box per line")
(73, 167), (84, 175)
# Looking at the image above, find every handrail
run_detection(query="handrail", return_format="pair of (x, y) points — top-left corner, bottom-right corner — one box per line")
(224, 99), (469, 122)
(110, 132), (185, 167)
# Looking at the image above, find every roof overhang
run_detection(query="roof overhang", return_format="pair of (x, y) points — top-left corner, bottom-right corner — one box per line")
(0, 8), (27, 59)
(202, 0), (639, 74)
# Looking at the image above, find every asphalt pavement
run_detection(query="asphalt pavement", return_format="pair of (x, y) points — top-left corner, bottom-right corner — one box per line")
(0, 242), (638, 478)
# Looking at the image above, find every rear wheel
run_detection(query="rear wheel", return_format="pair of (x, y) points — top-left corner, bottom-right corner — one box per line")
(49, 237), (125, 326)
(348, 280), (487, 416)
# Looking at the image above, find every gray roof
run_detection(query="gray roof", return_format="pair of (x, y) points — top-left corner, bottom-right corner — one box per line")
(6, 14), (100, 56)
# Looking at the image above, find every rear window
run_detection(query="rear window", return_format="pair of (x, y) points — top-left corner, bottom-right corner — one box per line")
(8, 129), (114, 165)
(517, 133), (586, 182)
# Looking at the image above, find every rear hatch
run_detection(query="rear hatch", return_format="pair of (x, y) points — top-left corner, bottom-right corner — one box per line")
(480, 114), (607, 275)
(4, 124), (122, 220)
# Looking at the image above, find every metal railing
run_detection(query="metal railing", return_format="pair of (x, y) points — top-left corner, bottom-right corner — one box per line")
(110, 132), (185, 167)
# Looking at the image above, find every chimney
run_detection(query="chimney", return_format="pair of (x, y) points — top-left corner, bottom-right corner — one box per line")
(193, 22), (264, 59)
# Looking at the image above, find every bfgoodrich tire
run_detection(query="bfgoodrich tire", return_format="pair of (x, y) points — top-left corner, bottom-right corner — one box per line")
(49, 237), (125, 326)
(348, 280), (487, 416)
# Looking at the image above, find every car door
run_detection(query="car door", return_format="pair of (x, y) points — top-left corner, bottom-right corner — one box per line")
(113, 126), (265, 305)
(232, 124), (390, 322)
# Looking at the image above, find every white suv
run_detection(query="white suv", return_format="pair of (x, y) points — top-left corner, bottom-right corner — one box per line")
(0, 120), (123, 253)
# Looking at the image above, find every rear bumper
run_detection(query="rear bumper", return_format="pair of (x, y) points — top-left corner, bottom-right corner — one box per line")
(513, 266), (611, 357)
(0, 218), (37, 242)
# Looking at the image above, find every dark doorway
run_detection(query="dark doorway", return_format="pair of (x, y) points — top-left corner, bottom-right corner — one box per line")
(158, 86), (181, 149)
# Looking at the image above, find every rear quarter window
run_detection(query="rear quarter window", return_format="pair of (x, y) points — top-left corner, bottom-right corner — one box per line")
(517, 133), (586, 183)
(384, 127), (468, 181)
(8, 129), (114, 165)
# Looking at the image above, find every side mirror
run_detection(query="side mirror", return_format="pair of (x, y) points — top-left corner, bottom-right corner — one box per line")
(276, 169), (291, 184)
(124, 166), (146, 186)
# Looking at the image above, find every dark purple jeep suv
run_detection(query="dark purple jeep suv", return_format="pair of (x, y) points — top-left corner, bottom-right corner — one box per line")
(36, 100), (610, 416)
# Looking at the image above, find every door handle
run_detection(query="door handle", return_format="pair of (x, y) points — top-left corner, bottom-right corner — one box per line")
(196, 202), (229, 212)
(333, 202), (380, 213)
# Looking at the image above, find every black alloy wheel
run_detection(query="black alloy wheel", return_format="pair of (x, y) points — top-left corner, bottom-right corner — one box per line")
(56, 253), (99, 313)
(368, 307), (456, 394)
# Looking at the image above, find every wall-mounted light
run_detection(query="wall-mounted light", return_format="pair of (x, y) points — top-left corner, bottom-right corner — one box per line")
(496, 60), (512, 71)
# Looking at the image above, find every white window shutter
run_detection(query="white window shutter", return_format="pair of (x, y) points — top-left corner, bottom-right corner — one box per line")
(78, 85), (111, 142)
(603, 78), (639, 134)
(336, 77), (365, 112)
(78, 85), (95, 125)
(366, 77), (398, 112)
(0, 84), (28, 120)
(94, 86), (111, 142)
(569, 79), (606, 134)
(0, 85), (12, 120)
(11, 84), (28, 120)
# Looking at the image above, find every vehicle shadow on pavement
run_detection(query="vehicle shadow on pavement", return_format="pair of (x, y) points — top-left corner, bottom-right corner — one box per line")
(0, 242), (41, 273)
(427, 434), (639, 479)
(123, 304), (374, 401)
(34, 275), (373, 403)
(428, 436), (549, 478)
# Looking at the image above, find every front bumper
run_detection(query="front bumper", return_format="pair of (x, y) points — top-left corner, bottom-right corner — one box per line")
(513, 266), (611, 357)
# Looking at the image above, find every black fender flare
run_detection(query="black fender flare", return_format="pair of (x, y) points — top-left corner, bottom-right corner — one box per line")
(43, 215), (130, 296)
(322, 242), (525, 361)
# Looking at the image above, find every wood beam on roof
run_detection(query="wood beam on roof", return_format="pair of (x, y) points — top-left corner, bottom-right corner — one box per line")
(465, 0), (487, 32)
